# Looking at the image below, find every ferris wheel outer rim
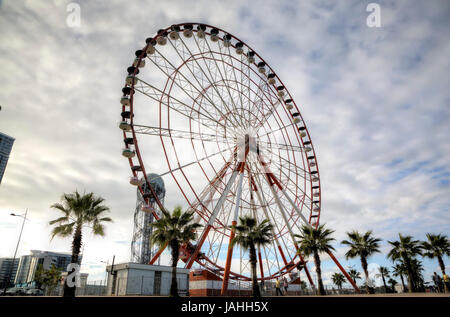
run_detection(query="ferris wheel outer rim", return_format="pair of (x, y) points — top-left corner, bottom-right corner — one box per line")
(122, 22), (322, 278)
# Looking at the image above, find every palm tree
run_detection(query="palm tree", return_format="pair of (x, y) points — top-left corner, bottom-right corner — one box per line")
(34, 264), (62, 295)
(295, 224), (336, 296)
(150, 206), (202, 297)
(387, 234), (423, 293)
(50, 190), (112, 297)
(299, 280), (308, 293)
(231, 216), (273, 297)
(376, 266), (390, 293)
(409, 257), (425, 292)
(422, 233), (450, 293)
(348, 269), (361, 285)
(341, 230), (381, 294)
(331, 273), (346, 293)
(392, 263), (407, 292)
(388, 278), (398, 292)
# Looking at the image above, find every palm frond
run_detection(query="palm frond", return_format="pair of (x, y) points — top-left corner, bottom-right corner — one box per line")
(50, 222), (75, 240)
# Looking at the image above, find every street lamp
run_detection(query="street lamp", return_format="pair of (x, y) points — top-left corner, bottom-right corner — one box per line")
(100, 260), (109, 287)
(3, 209), (28, 294)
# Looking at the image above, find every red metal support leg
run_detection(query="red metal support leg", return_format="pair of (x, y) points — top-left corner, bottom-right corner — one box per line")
(186, 225), (212, 269)
(327, 250), (360, 293)
(149, 242), (167, 265)
(221, 221), (237, 295)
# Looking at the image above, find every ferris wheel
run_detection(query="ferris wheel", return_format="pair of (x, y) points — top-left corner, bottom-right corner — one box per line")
(119, 23), (356, 293)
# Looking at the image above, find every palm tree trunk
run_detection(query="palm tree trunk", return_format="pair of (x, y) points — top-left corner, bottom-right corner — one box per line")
(437, 255), (448, 293)
(403, 257), (414, 293)
(399, 274), (405, 292)
(313, 250), (325, 295)
(361, 256), (374, 294)
(63, 223), (82, 297)
(381, 274), (387, 293)
(170, 240), (180, 297)
(249, 244), (260, 297)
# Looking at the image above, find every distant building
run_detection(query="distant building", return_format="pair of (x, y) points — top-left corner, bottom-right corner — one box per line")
(0, 258), (20, 288)
(0, 131), (15, 184)
(14, 250), (82, 287)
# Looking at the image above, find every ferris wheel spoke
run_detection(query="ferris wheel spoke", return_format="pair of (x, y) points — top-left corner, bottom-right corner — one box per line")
(217, 43), (248, 129)
(133, 77), (226, 134)
(193, 34), (272, 131)
(258, 122), (297, 139)
(251, 85), (287, 132)
(193, 36), (249, 129)
(238, 53), (251, 129)
(255, 153), (313, 219)
(197, 46), (279, 131)
(261, 147), (308, 178)
(253, 100), (285, 131)
(241, 64), (282, 130)
(168, 37), (244, 130)
(133, 124), (233, 144)
(147, 50), (236, 131)
(257, 139), (305, 153)
(251, 159), (313, 236)
(217, 42), (269, 131)
(155, 146), (235, 185)
(259, 153), (314, 207)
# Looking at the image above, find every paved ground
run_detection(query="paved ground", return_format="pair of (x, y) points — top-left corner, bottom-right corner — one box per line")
(279, 293), (450, 297)
(2, 292), (449, 297)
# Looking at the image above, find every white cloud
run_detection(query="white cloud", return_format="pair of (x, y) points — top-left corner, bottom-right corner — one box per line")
(0, 0), (449, 284)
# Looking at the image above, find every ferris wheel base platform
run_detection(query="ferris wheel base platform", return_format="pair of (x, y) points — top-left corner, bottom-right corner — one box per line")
(188, 269), (304, 296)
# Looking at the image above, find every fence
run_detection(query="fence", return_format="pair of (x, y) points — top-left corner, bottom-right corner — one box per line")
(45, 279), (362, 296)
(47, 280), (108, 296)
(118, 276), (188, 296)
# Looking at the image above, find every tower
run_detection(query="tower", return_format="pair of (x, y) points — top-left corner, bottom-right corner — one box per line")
(131, 173), (165, 264)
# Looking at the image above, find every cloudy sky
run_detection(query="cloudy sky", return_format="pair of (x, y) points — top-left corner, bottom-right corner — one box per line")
(0, 0), (449, 288)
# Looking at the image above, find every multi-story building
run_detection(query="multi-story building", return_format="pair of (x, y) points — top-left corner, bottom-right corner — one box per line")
(0, 131), (15, 184)
(14, 255), (32, 286)
(14, 250), (82, 287)
(0, 258), (19, 288)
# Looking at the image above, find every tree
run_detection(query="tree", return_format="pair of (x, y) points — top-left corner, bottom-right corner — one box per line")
(49, 190), (112, 297)
(409, 258), (425, 292)
(231, 216), (273, 297)
(387, 234), (423, 293)
(299, 280), (308, 293)
(348, 269), (361, 285)
(295, 224), (336, 296)
(331, 273), (346, 293)
(341, 230), (381, 294)
(150, 206), (202, 297)
(376, 266), (390, 293)
(34, 264), (62, 295)
(421, 233), (450, 293)
(388, 278), (398, 293)
(392, 263), (407, 292)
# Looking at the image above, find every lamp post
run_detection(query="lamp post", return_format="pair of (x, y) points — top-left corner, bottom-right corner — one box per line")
(100, 260), (109, 290)
(3, 209), (28, 294)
